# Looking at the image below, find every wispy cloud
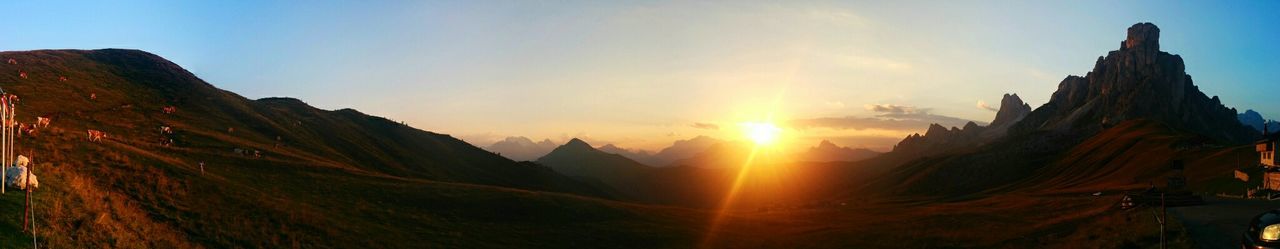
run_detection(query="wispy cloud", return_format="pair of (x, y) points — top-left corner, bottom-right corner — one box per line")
(864, 104), (921, 114)
(790, 104), (982, 131)
(976, 100), (998, 111)
(690, 122), (720, 130)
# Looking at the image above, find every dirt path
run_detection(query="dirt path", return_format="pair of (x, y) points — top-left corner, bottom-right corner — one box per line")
(1169, 196), (1280, 249)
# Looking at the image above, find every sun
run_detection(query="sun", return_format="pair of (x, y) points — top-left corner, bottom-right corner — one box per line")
(741, 122), (782, 146)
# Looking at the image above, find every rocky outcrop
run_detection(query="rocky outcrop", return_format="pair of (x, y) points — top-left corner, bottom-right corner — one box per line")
(1010, 23), (1257, 144)
(1238, 109), (1280, 134)
(983, 93), (1033, 138)
(485, 136), (558, 161)
(989, 94), (1033, 128)
(889, 93), (1030, 157)
(891, 122), (986, 158)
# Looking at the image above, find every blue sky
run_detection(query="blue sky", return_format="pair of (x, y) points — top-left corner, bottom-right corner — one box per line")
(2, 1), (1277, 150)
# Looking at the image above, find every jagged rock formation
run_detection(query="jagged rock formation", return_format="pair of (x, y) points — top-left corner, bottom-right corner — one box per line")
(1010, 23), (1257, 143)
(890, 93), (1029, 157)
(1238, 109), (1280, 134)
(984, 93), (1033, 137)
(874, 22), (1262, 198)
(485, 136), (558, 161)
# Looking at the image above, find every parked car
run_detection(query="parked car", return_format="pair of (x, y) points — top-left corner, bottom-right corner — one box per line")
(1242, 209), (1280, 248)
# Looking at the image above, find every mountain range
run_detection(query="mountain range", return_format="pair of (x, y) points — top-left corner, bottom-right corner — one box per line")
(1238, 109), (1280, 134)
(870, 23), (1260, 197)
(888, 93), (1032, 160)
(0, 49), (611, 247)
(485, 136), (558, 161)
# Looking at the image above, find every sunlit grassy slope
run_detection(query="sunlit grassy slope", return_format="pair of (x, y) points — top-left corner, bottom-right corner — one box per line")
(0, 49), (700, 248)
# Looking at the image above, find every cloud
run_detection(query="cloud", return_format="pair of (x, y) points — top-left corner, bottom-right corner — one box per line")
(976, 100), (998, 111)
(690, 122), (720, 130)
(864, 104), (921, 114)
(790, 105), (983, 131)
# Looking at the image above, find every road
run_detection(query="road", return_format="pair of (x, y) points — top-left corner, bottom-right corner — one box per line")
(1170, 196), (1280, 249)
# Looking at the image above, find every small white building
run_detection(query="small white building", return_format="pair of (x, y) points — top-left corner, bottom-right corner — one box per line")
(1257, 130), (1280, 191)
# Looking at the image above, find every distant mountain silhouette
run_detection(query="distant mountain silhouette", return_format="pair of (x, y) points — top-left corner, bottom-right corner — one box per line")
(0, 49), (610, 247)
(1238, 109), (1280, 133)
(795, 140), (880, 162)
(597, 143), (658, 166)
(536, 138), (659, 200)
(641, 135), (723, 166)
(485, 136), (558, 161)
(889, 93), (1029, 159)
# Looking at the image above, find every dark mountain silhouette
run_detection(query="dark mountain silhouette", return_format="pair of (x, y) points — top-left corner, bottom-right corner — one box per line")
(887, 93), (1029, 159)
(648, 135), (723, 166)
(597, 143), (658, 166)
(796, 140), (881, 162)
(0, 49), (620, 247)
(1009, 23), (1256, 143)
(485, 136), (558, 161)
(867, 23), (1259, 197)
(535, 139), (658, 199)
(1238, 109), (1280, 133)
(983, 93), (1033, 138)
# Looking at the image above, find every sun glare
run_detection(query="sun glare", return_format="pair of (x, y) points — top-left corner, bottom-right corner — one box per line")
(741, 122), (782, 146)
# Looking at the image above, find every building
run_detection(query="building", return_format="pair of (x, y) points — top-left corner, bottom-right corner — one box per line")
(1261, 135), (1279, 167)
(1257, 126), (1280, 191)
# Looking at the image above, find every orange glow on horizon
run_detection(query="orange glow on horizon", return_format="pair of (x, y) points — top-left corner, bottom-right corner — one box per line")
(700, 84), (790, 248)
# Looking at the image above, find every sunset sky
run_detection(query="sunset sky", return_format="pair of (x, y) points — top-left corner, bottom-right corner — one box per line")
(2, 1), (1278, 151)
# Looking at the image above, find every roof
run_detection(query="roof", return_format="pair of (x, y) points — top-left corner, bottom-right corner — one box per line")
(1257, 132), (1280, 144)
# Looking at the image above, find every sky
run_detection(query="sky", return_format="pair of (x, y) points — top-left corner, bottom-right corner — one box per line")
(2, 1), (1277, 151)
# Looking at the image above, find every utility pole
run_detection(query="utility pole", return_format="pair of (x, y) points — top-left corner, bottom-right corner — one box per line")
(1160, 193), (1166, 249)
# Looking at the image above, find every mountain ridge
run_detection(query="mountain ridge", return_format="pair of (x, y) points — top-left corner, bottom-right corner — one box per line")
(0, 48), (614, 247)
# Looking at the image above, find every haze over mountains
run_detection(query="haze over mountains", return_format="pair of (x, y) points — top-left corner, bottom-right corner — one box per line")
(484, 136), (558, 161)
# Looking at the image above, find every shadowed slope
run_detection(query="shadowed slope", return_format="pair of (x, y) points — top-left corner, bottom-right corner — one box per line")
(0, 49), (638, 248)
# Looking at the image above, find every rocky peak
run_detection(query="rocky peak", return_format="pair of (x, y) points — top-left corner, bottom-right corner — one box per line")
(561, 138), (594, 151)
(1010, 22), (1257, 143)
(924, 124), (950, 137)
(816, 140), (840, 150)
(990, 93), (1032, 127)
(1123, 22), (1160, 52)
(598, 143), (625, 152)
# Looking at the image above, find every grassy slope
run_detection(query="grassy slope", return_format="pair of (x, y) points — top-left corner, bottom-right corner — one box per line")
(0, 49), (707, 248)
